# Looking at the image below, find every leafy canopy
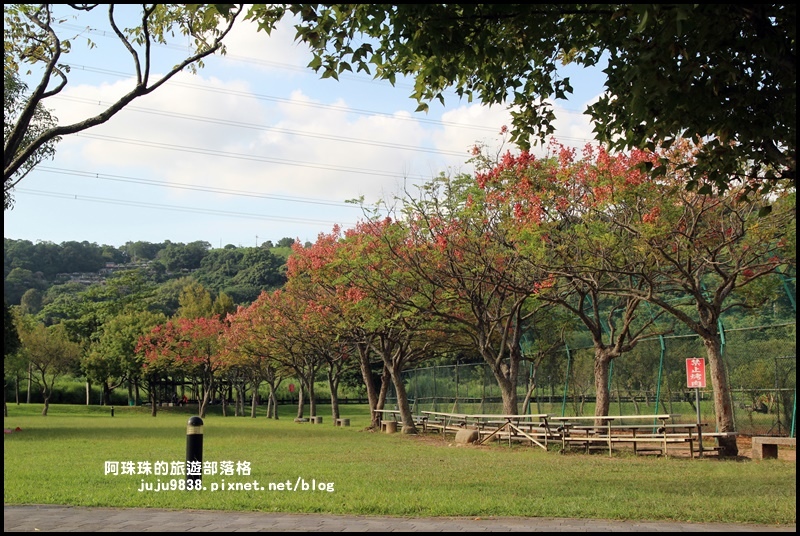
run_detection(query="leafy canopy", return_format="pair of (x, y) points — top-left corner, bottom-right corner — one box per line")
(248, 4), (796, 198)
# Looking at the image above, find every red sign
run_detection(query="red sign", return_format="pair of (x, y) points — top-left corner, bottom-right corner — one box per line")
(288, 384), (295, 393)
(686, 358), (706, 388)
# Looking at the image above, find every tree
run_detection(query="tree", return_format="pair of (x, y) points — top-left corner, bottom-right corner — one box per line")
(287, 226), (393, 428)
(211, 292), (236, 320)
(285, 234), (362, 422)
(138, 316), (226, 418)
(259, 4), (795, 197)
(4, 4), (251, 202)
(176, 281), (214, 319)
(600, 144), (795, 456)
(320, 220), (446, 432)
(4, 301), (23, 416)
(83, 309), (166, 406)
(157, 241), (212, 272)
(3, 302), (21, 361)
(257, 289), (326, 420)
(476, 143), (671, 424)
(276, 237), (297, 248)
(14, 316), (81, 415)
(357, 174), (547, 415)
(19, 288), (43, 315)
(3, 70), (58, 210)
(222, 300), (286, 419)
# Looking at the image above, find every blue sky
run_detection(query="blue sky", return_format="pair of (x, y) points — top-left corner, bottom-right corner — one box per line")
(5, 6), (605, 249)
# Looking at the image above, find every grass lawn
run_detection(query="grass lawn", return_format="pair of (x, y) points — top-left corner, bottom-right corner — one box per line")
(3, 403), (795, 526)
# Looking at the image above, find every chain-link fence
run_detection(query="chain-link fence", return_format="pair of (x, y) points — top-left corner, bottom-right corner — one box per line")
(391, 323), (796, 437)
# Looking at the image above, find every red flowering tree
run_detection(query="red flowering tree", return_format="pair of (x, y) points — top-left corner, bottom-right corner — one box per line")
(476, 142), (672, 425)
(335, 218), (449, 432)
(345, 174), (550, 416)
(478, 139), (795, 455)
(138, 316), (226, 418)
(286, 231), (366, 422)
(613, 143), (795, 456)
(219, 303), (285, 418)
(249, 289), (326, 420)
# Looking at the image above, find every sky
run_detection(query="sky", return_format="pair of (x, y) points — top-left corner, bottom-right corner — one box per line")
(5, 6), (606, 250)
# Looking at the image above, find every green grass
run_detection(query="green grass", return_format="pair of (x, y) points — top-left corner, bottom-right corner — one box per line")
(4, 403), (795, 526)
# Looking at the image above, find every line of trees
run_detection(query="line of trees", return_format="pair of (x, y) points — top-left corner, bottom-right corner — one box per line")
(4, 238), (297, 308)
(8, 142), (791, 458)
(4, 5), (796, 459)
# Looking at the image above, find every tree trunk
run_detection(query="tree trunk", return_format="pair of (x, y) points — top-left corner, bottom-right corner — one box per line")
(704, 337), (738, 456)
(270, 389), (279, 419)
(627, 389), (640, 414)
(265, 380), (279, 419)
(295, 383), (305, 420)
(594, 351), (613, 428)
(306, 378), (317, 418)
(357, 343), (381, 428)
(251, 382), (260, 418)
(328, 370), (341, 421)
(199, 391), (209, 419)
(521, 367), (537, 415)
(86, 380), (91, 405)
(150, 381), (158, 417)
(389, 365), (417, 434)
(489, 365), (518, 415)
(199, 379), (212, 419)
(375, 365), (391, 426)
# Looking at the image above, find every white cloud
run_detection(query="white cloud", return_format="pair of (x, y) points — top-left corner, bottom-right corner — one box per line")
(7, 6), (606, 248)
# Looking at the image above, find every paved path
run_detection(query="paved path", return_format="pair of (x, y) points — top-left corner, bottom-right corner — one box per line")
(4, 505), (796, 532)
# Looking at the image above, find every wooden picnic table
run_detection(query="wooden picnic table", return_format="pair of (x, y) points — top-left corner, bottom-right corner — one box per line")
(419, 411), (471, 434)
(373, 408), (402, 421)
(469, 413), (554, 449)
(420, 411), (555, 450)
(551, 414), (682, 456)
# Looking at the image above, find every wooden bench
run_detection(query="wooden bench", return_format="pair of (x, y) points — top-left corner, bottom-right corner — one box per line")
(751, 436), (796, 460)
(420, 411), (471, 438)
(553, 414), (685, 456)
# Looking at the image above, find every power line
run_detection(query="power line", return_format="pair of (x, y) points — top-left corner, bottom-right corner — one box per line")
(35, 166), (362, 208)
(55, 18), (593, 119)
(51, 94), (473, 158)
(15, 188), (360, 228)
(65, 63), (504, 135)
(73, 131), (431, 181)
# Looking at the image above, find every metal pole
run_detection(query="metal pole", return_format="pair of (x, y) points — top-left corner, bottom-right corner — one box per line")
(561, 343), (571, 417)
(695, 388), (701, 425)
(653, 335), (665, 430)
